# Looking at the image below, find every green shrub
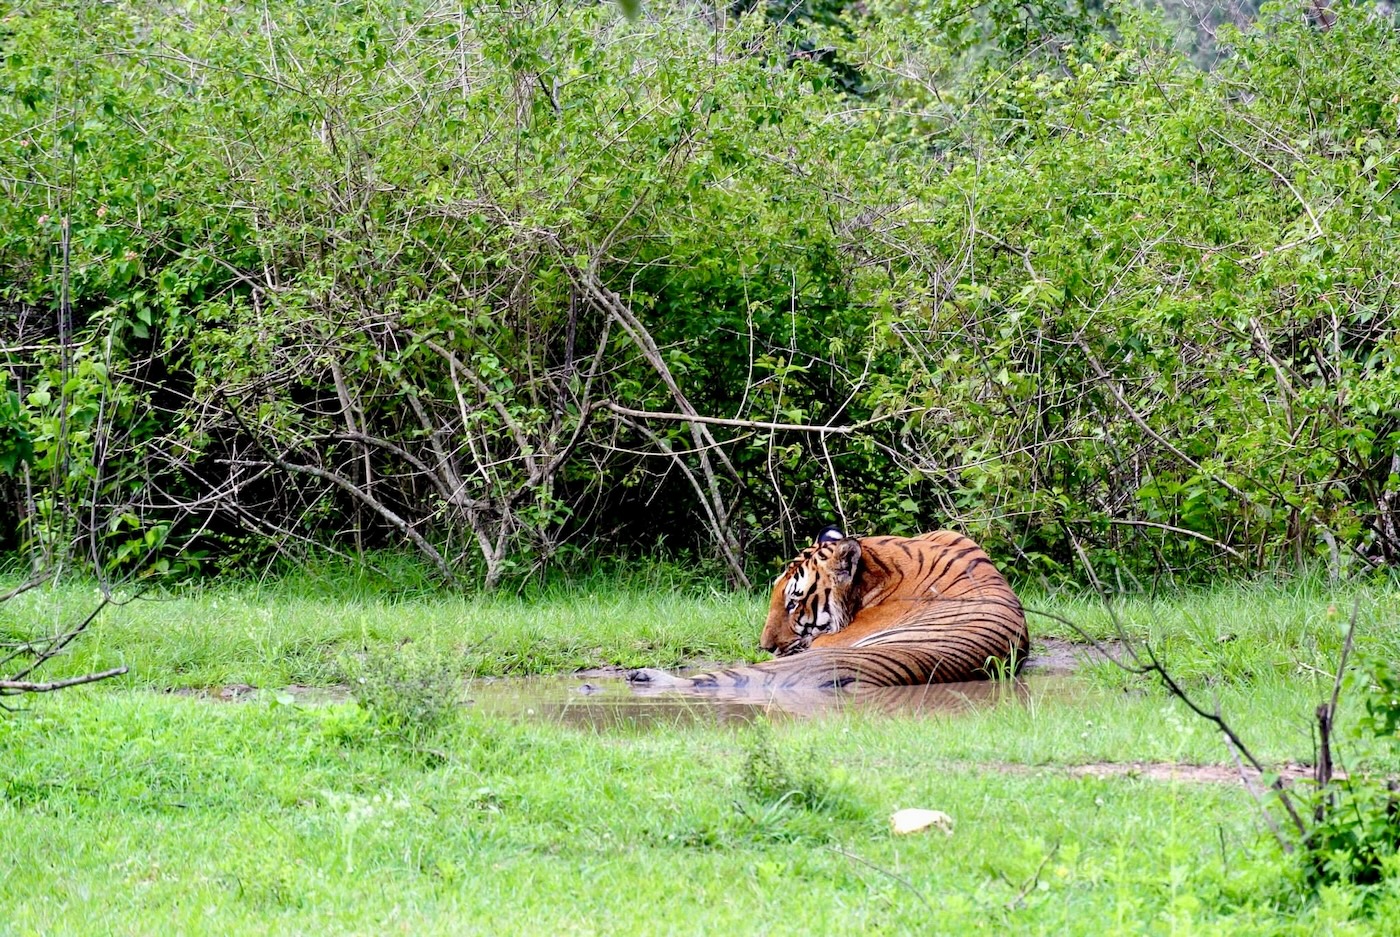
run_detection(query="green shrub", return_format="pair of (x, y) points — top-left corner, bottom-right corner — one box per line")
(1304, 655), (1400, 897)
(343, 645), (464, 736)
(7, 0), (1400, 584)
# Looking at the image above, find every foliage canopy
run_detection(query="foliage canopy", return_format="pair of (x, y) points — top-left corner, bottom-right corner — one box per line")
(3, 0), (1400, 585)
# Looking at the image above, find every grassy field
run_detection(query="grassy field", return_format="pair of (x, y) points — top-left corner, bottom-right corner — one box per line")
(3, 569), (1400, 934)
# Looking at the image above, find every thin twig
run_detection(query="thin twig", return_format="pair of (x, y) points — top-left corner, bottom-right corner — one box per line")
(828, 845), (934, 914)
(1068, 518), (1245, 560)
(0, 572), (53, 603)
(603, 402), (896, 435)
(5, 594), (113, 683)
(1045, 538), (1311, 840)
(1316, 598), (1360, 800)
(1328, 597), (1360, 721)
(0, 666), (129, 695)
(1004, 841), (1061, 910)
(1225, 738), (1290, 853)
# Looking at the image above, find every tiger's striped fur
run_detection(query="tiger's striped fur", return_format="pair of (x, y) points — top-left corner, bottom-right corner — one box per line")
(627, 530), (1028, 690)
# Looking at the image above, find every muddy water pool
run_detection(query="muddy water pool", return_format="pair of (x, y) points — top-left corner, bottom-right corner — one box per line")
(170, 638), (1112, 728)
(178, 672), (1079, 729)
(463, 672), (1075, 728)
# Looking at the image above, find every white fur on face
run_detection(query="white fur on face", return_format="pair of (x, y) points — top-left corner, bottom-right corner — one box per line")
(813, 596), (851, 635)
(789, 562), (849, 640)
(788, 569), (811, 596)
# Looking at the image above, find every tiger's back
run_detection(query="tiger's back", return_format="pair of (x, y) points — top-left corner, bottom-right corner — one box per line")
(629, 529), (1028, 691)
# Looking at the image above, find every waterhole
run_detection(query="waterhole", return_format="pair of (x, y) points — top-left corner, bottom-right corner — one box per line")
(170, 638), (1114, 728)
(462, 636), (1110, 728)
(465, 672), (1074, 729)
(174, 672), (1075, 728)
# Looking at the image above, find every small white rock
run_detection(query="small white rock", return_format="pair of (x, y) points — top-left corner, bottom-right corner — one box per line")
(891, 808), (954, 835)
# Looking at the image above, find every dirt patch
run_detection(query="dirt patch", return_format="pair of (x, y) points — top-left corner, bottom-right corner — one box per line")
(165, 684), (253, 701)
(986, 760), (1324, 785)
(1022, 637), (1127, 675)
(166, 683), (351, 704)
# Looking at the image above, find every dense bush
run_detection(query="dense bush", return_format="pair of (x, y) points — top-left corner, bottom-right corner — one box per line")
(3, 0), (1399, 586)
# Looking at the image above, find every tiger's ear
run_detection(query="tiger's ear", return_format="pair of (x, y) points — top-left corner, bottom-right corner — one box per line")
(828, 537), (860, 585)
(815, 525), (845, 544)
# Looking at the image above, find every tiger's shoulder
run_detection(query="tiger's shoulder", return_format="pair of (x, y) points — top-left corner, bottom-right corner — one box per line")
(859, 530), (985, 557)
(854, 530), (1014, 602)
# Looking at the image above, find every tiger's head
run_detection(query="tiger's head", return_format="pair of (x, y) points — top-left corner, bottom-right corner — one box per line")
(759, 527), (861, 657)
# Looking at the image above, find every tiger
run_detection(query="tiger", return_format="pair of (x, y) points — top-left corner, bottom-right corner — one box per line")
(627, 527), (1028, 691)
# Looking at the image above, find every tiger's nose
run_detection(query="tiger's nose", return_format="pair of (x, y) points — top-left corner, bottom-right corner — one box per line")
(759, 636), (778, 653)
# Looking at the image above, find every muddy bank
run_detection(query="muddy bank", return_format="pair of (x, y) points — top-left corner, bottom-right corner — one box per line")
(985, 760), (1325, 785)
(1020, 637), (1126, 675)
(167, 683), (353, 704)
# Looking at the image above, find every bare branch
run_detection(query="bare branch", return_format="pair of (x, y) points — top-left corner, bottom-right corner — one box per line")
(0, 572), (54, 603)
(263, 454), (457, 584)
(5, 594), (114, 684)
(603, 402), (863, 435)
(1079, 341), (1254, 507)
(0, 666), (129, 695)
(1067, 518), (1245, 560)
(216, 393), (458, 584)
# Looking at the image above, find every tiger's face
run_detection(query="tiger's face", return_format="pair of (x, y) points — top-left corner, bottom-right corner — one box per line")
(759, 533), (861, 657)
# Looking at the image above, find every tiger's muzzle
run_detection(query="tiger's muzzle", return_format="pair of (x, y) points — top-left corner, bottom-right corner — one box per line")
(763, 636), (810, 658)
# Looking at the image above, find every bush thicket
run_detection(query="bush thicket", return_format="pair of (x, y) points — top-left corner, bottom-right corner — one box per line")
(3, 0), (1400, 586)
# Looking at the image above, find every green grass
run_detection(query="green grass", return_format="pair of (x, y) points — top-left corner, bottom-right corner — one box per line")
(0, 571), (759, 688)
(4, 569), (1394, 693)
(0, 690), (1392, 935)
(3, 570), (1400, 933)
